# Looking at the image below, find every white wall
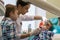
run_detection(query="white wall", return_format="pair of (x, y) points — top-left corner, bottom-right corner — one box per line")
(3, 0), (16, 5)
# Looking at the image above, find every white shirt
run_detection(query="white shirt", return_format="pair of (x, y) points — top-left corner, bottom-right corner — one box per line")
(16, 14), (34, 40)
(16, 14), (47, 40)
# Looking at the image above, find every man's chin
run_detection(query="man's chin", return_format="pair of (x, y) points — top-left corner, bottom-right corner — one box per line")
(22, 13), (26, 15)
(22, 14), (24, 15)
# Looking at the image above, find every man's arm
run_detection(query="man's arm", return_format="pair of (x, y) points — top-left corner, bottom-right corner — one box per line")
(17, 33), (30, 39)
(20, 15), (43, 21)
(16, 28), (41, 39)
(16, 23), (31, 39)
(34, 16), (42, 20)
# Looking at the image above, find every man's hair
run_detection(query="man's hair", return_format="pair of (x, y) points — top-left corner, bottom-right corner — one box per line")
(16, 0), (30, 7)
(5, 4), (17, 17)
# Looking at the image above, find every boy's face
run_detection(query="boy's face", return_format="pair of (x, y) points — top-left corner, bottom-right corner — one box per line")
(17, 4), (30, 15)
(10, 9), (18, 20)
(45, 22), (52, 30)
(41, 21), (52, 30)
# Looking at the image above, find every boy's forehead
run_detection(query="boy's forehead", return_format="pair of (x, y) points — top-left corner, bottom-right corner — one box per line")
(44, 21), (50, 25)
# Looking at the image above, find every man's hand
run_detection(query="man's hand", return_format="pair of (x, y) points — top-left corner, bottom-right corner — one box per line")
(30, 28), (41, 36)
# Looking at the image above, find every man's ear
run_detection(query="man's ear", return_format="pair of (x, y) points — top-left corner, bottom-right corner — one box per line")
(17, 5), (22, 9)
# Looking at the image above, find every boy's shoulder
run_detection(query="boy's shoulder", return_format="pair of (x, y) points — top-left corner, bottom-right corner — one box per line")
(1, 18), (13, 26)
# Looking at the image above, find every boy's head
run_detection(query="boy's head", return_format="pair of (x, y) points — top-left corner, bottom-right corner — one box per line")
(16, 0), (30, 15)
(44, 20), (53, 30)
(5, 4), (18, 20)
(39, 20), (53, 30)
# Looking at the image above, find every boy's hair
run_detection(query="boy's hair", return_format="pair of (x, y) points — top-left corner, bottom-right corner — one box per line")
(45, 20), (53, 26)
(45, 20), (54, 31)
(16, 0), (30, 7)
(5, 4), (17, 17)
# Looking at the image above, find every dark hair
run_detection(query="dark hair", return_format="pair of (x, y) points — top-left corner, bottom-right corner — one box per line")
(16, 0), (30, 7)
(45, 20), (53, 26)
(5, 4), (17, 17)
(46, 20), (54, 31)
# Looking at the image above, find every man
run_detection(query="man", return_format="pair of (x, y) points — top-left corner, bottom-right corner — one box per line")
(16, 0), (45, 39)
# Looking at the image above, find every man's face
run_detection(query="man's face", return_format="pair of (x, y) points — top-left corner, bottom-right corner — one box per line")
(14, 10), (18, 20)
(17, 4), (30, 15)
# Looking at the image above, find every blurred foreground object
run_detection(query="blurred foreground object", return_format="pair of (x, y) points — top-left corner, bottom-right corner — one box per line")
(22, 0), (60, 16)
(0, 0), (5, 16)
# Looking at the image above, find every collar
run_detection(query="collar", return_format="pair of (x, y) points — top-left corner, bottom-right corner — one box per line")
(6, 17), (12, 20)
(6, 17), (16, 23)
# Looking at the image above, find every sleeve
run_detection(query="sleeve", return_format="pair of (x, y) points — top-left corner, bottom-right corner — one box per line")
(15, 22), (22, 38)
(16, 25), (21, 34)
(19, 15), (34, 21)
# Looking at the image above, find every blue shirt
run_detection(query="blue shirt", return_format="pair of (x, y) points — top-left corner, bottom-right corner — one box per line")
(29, 29), (54, 40)
(1, 17), (16, 40)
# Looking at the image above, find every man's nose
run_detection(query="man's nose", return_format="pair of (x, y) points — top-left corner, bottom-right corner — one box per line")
(26, 10), (28, 13)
